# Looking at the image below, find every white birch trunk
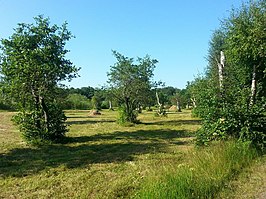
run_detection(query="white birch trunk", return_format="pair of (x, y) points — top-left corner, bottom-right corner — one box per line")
(156, 91), (164, 115)
(109, 100), (113, 110)
(156, 91), (162, 107)
(191, 97), (196, 108)
(250, 65), (256, 106)
(218, 51), (225, 89)
(176, 99), (181, 112)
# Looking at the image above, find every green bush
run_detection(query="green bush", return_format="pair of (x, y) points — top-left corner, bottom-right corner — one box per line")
(116, 106), (138, 125)
(12, 103), (67, 145)
(64, 94), (91, 110)
(191, 0), (266, 150)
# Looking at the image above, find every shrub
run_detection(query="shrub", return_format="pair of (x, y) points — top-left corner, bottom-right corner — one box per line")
(117, 106), (138, 125)
(12, 103), (67, 145)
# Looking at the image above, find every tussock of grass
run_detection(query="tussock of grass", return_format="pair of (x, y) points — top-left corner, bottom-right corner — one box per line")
(135, 141), (258, 199)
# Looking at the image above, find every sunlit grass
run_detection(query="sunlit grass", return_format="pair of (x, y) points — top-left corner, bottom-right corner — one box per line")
(135, 141), (259, 199)
(1, 109), (262, 198)
(0, 109), (200, 198)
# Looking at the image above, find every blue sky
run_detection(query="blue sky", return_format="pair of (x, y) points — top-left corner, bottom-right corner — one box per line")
(0, 0), (244, 89)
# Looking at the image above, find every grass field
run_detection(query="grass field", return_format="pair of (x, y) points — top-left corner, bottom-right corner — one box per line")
(0, 109), (199, 198)
(0, 109), (264, 198)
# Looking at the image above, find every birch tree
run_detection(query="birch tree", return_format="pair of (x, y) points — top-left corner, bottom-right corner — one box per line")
(194, 0), (266, 149)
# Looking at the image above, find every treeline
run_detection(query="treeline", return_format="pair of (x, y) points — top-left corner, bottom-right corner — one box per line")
(189, 0), (265, 150)
(0, 85), (193, 111)
(59, 86), (192, 111)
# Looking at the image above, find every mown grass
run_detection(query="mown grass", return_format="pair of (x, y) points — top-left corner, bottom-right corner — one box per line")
(0, 109), (262, 198)
(134, 141), (259, 199)
(0, 109), (200, 198)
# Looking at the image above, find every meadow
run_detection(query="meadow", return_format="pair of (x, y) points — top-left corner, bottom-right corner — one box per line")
(0, 109), (264, 198)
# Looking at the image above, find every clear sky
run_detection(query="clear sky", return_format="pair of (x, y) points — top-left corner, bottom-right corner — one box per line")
(0, 0), (244, 89)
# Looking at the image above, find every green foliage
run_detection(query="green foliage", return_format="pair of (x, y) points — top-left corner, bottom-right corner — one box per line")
(64, 93), (91, 110)
(0, 83), (15, 110)
(192, 1), (266, 150)
(154, 106), (167, 117)
(108, 51), (158, 124)
(0, 16), (79, 144)
(116, 106), (138, 126)
(67, 86), (95, 99)
(91, 95), (102, 111)
(12, 102), (67, 145)
(135, 141), (258, 199)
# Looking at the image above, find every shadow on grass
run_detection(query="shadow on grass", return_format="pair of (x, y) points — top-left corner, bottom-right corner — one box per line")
(68, 129), (193, 143)
(0, 129), (192, 178)
(66, 115), (92, 119)
(66, 118), (200, 126)
(143, 120), (201, 126)
(66, 119), (115, 125)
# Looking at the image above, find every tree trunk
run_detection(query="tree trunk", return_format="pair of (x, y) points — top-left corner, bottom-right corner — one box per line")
(156, 91), (161, 106)
(187, 99), (190, 109)
(156, 91), (162, 111)
(31, 88), (41, 129)
(250, 65), (256, 106)
(156, 91), (165, 116)
(109, 100), (114, 111)
(40, 96), (48, 124)
(191, 97), (196, 108)
(218, 51), (225, 89)
(177, 99), (181, 112)
(125, 97), (133, 122)
(137, 104), (142, 113)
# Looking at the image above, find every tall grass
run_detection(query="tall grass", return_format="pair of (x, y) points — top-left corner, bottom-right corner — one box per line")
(135, 141), (258, 199)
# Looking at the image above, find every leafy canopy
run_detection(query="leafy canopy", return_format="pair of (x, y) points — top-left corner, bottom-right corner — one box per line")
(108, 51), (158, 123)
(0, 15), (79, 144)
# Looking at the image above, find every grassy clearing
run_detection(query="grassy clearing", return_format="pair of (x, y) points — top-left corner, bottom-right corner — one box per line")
(0, 109), (200, 198)
(0, 109), (263, 198)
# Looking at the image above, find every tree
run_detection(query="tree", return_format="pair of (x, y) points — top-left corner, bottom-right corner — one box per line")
(107, 51), (158, 123)
(0, 16), (79, 144)
(193, 0), (266, 149)
(222, 0), (266, 148)
(65, 93), (90, 110)
(155, 90), (166, 116)
(173, 90), (182, 112)
(91, 95), (101, 111)
(67, 86), (95, 99)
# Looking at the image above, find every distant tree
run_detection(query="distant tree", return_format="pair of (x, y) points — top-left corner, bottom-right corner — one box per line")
(91, 95), (101, 111)
(173, 90), (182, 112)
(160, 86), (176, 105)
(142, 89), (155, 111)
(107, 51), (158, 123)
(79, 86), (95, 99)
(155, 90), (167, 116)
(67, 86), (95, 99)
(66, 93), (90, 110)
(0, 16), (79, 144)
(99, 87), (115, 110)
